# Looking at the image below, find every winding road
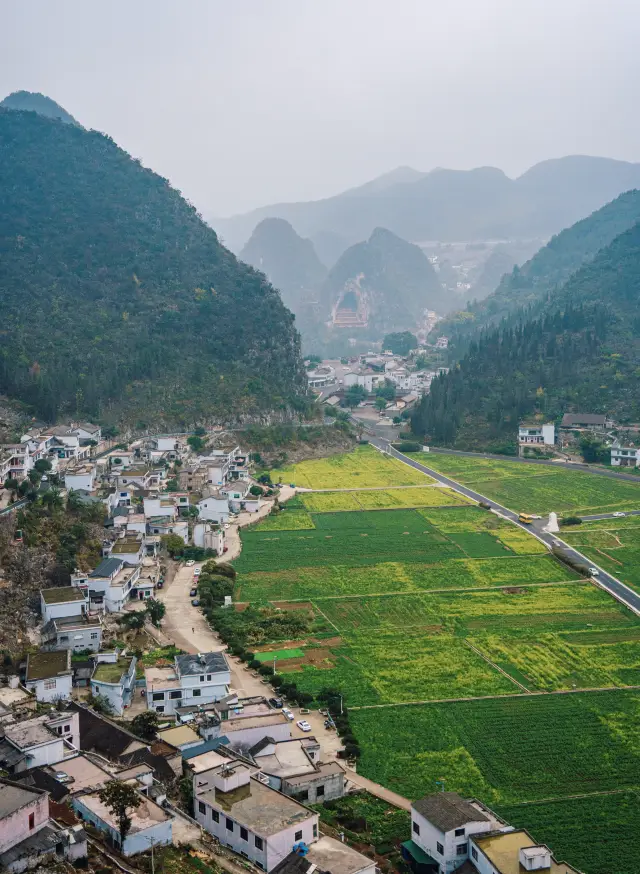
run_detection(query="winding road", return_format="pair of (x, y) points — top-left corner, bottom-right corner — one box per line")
(365, 435), (640, 617)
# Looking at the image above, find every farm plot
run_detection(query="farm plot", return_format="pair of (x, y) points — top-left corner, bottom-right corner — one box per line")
(418, 453), (640, 515)
(495, 528), (548, 554)
(497, 791), (640, 874)
(257, 510), (315, 531)
(300, 487), (469, 513)
(270, 445), (433, 489)
(418, 505), (512, 532)
(562, 525), (640, 593)
(235, 554), (577, 602)
(349, 690), (640, 803)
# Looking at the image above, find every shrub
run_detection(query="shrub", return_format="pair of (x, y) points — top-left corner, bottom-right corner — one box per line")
(392, 441), (422, 453)
(249, 659), (261, 670)
(561, 516), (583, 526)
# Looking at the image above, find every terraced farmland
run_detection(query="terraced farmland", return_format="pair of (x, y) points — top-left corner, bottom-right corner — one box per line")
(562, 521), (640, 593)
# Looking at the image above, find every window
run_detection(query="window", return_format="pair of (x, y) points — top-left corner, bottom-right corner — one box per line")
(254, 836), (263, 850)
(226, 818), (234, 832)
(156, 706), (165, 713)
(240, 827), (248, 841)
(436, 843), (444, 856)
(212, 810), (219, 823)
(192, 689), (201, 697)
(471, 848), (478, 862)
(90, 633), (99, 640)
(456, 844), (468, 857)
(28, 813), (35, 830)
(152, 692), (165, 701)
(200, 675), (205, 682)
(313, 824), (318, 839)
(198, 802), (206, 815)
(412, 821), (420, 836)
(298, 790), (309, 801)
(206, 674), (212, 681)
(59, 635), (69, 643)
(170, 690), (182, 699)
(63, 724), (70, 733)
(316, 785), (325, 798)
(295, 831), (303, 842)
(44, 679), (56, 690)
(455, 828), (465, 837)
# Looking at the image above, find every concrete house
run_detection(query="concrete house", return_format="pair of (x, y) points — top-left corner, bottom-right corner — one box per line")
(560, 413), (608, 431)
(90, 652), (137, 716)
(193, 523), (225, 554)
(195, 762), (319, 872)
(107, 536), (146, 565)
(145, 652), (231, 716)
(143, 495), (177, 519)
(197, 492), (232, 524)
(0, 712), (80, 773)
(40, 586), (87, 624)
(271, 836), (376, 874)
(64, 463), (97, 493)
(222, 480), (260, 513)
(610, 442), (640, 468)
(73, 557), (141, 612)
(72, 422), (102, 443)
(25, 651), (73, 703)
(249, 737), (345, 803)
(41, 614), (102, 653)
(518, 423), (555, 451)
(73, 788), (172, 856)
(468, 829), (581, 874)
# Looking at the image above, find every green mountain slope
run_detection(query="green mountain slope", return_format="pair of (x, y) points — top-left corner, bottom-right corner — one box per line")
(440, 189), (640, 342)
(0, 90), (80, 125)
(411, 221), (640, 450)
(322, 227), (445, 333)
(239, 218), (326, 313)
(0, 108), (307, 425)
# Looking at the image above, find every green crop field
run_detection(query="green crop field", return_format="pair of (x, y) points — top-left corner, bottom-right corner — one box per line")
(350, 690), (640, 803)
(270, 445), (433, 489)
(257, 510), (315, 530)
(253, 648), (304, 662)
(562, 523), (640, 593)
(497, 792), (640, 874)
(417, 453), (640, 515)
(300, 487), (468, 513)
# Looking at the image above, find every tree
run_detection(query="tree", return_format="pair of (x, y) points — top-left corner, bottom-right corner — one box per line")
(34, 459), (52, 474)
(579, 434), (609, 464)
(4, 478), (18, 492)
(145, 598), (166, 627)
(375, 397), (387, 412)
(27, 470), (41, 486)
(375, 379), (397, 401)
(118, 611), (145, 630)
(102, 425), (119, 440)
(131, 710), (159, 741)
(187, 435), (206, 453)
(194, 426), (207, 437)
(383, 331), (418, 356)
(344, 384), (366, 408)
(98, 781), (142, 847)
(41, 488), (64, 511)
(161, 533), (185, 557)
(165, 478), (179, 491)
(249, 485), (263, 496)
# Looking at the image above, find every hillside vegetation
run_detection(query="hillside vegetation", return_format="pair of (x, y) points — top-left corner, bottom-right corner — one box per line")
(0, 108), (307, 425)
(411, 221), (640, 450)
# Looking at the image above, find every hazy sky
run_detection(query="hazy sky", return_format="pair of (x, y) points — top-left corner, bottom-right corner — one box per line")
(1, 0), (639, 216)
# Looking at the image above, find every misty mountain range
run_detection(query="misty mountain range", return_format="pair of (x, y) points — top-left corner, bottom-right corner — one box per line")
(214, 156), (640, 257)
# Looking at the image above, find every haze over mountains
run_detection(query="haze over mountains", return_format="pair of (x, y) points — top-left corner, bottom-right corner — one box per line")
(214, 156), (640, 255)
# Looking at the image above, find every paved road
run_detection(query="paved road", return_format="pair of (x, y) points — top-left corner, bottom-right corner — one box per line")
(579, 510), (640, 521)
(366, 434), (640, 616)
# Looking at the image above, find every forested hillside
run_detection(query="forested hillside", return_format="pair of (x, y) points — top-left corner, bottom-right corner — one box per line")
(0, 90), (80, 125)
(0, 108), (307, 425)
(441, 189), (640, 343)
(411, 221), (640, 450)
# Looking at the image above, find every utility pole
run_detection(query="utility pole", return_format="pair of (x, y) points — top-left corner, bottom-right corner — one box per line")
(273, 656), (277, 675)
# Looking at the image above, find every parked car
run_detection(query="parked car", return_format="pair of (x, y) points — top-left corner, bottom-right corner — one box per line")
(588, 567), (600, 576)
(156, 580), (164, 589)
(282, 708), (294, 721)
(191, 599), (200, 607)
(268, 697), (283, 709)
(193, 567), (201, 576)
(613, 512), (627, 518)
(190, 587), (198, 597)
(186, 559), (195, 567)
(297, 720), (312, 732)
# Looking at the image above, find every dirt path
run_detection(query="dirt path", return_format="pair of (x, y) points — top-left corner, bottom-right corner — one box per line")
(343, 768), (412, 811)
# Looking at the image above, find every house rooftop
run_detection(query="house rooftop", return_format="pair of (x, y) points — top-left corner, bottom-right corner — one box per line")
(412, 792), (489, 832)
(119, 466), (151, 476)
(199, 775), (312, 835)
(77, 790), (171, 834)
(110, 539), (143, 554)
(41, 586), (86, 604)
(47, 615), (102, 633)
(176, 652), (229, 676)
(26, 649), (71, 682)
(185, 749), (228, 774)
(250, 738), (318, 779)
(157, 725), (200, 748)
(92, 657), (134, 684)
(273, 835), (374, 874)
(0, 778), (46, 818)
(89, 557), (124, 578)
(43, 753), (111, 793)
(144, 665), (179, 692)
(473, 829), (581, 874)
(4, 714), (70, 749)
(181, 738), (231, 763)
(282, 761), (344, 786)
(223, 713), (288, 732)
(560, 413), (606, 427)
(75, 423), (100, 433)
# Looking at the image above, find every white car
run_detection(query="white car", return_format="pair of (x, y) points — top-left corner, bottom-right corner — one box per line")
(588, 567), (600, 576)
(193, 567), (201, 576)
(186, 560), (195, 567)
(282, 708), (294, 721)
(613, 512), (626, 518)
(297, 720), (312, 732)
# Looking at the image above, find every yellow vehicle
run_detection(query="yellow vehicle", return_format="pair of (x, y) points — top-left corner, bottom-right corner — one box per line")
(518, 513), (534, 524)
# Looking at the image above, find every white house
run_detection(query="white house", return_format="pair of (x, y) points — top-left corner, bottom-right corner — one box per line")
(194, 763), (319, 872)
(73, 557), (141, 612)
(151, 436), (179, 453)
(221, 480), (260, 513)
(343, 370), (384, 393)
(469, 829), (581, 874)
(197, 492), (232, 524)
(64, 463), (97, 493)
(406, 793), (496, 874)
(0, 711), (80, 772)
(72, 789), (172, 856)
(90, 652), (137, 716)
(143, 495), (176, 519)
(41, 615), (103, 653)
(518, 423), (555, 449)
(306, 365), (335, 389)
(24, 651), (73, 703)
(72, 422), (102, 443)
(146, 517), (189, 544)
(107, 536), (145, 565)
(193, 523), (225, 554)
(610, 443), (640, 468)
(271, 836), (375, 874)
(40, 587), (88, 623)
(145, 652), (230, 716)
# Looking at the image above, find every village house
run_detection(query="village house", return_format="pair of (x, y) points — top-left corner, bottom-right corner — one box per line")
(156, 724), (202, 752)
(306, 365), (335, 389)
(105, 535), (146, 565)
(194, 760), (319, 871)
(248, 737), (345, 803)
(343, 369), (385, 393)
(518, 422), (555, 454)
(71, 422), (102, 444)
(197, 491), (233, 524)
(610, 441), (640, 467)
(73, 788), (172, 856)
(90, 652), (137, 716)
(72, 557), (141, 612)
(107, 449), (136, 470)
(40, 586), (88, 624)
(222, 479), (261, 513)
(115, 467), (161, 491)
(198, 698), (292, 748)
(560, 413), (609, 431)
(0, 711), (80, 773)
(145, 651), (231, 716)
(146, 516), (189, 543)
(178, 462), (208, 492)
(271, 835), (376, 874)
(24, 651), (73, 703)
(193, 522), (226, 554)
(64, 462), (97, 492)
(41, 614), (103, 653)
(468, 829), (582, 874)
(0, 778), (87, 873)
